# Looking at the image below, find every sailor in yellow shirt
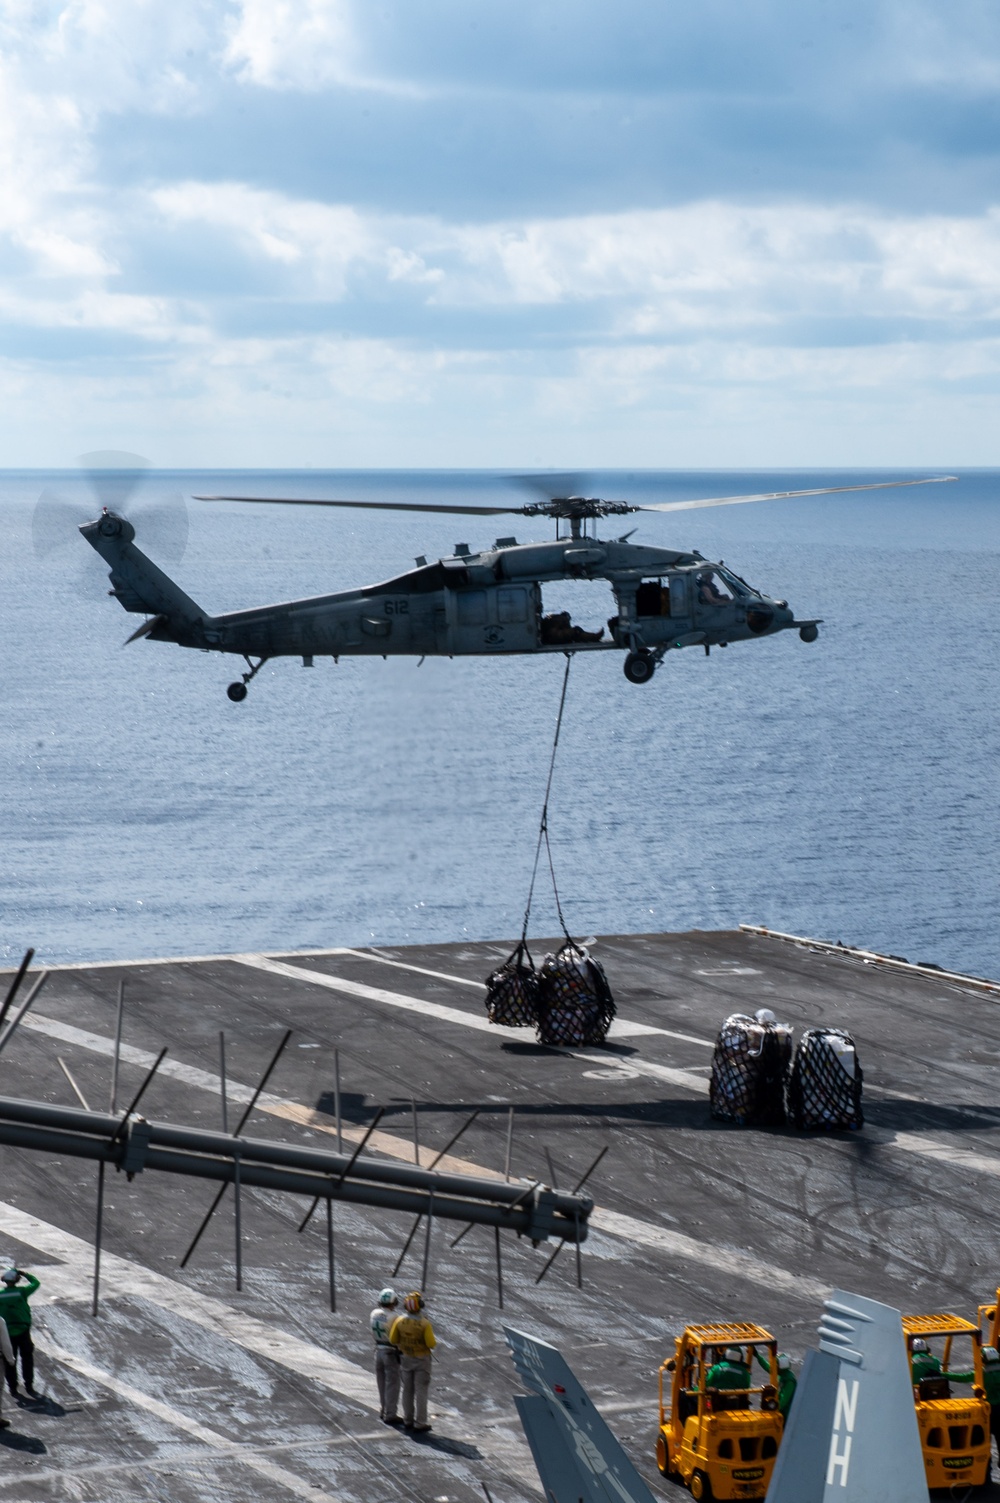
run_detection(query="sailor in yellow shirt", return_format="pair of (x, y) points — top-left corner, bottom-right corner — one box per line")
(389, 1291), (436, 1431)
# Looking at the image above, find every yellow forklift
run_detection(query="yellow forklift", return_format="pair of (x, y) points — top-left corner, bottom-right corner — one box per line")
(657, 1322), (783, 1501)
(902, 1312), (991, 1490)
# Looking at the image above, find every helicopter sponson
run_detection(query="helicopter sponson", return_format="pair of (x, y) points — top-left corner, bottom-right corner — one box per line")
(79, 505), (821, 697)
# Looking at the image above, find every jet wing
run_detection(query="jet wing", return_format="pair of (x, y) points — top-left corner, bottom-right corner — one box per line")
(765, 1289), (929, 1503)
(504, 1326), (658, 1503)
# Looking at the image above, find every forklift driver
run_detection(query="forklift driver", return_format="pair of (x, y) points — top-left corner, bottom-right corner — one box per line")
(706, 1346), (751, 1410)
(910, 1337), (949, 1397)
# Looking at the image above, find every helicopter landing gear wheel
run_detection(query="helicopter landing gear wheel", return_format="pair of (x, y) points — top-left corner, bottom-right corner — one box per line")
(226, 655), (268, 702)
(623, 650), (655, 684)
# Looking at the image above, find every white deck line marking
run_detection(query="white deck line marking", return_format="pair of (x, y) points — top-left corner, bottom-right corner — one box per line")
(30, 1337), (346, 1503)
(0, 1204), (540, 1493)
(589, 1210), (830, 1304)
(292, 957), (991, 1106)
(233, 957), (1000, 1180)
(235, 954), (710, 1072)
(0, 1202), (379, 1407)
(334, 948), (710, 1045)
(12, 1015), (825, 1304)
(15, 984), (1000, 1307)
(0, 1433), (387, 1494)
(339, 947), (491, 990)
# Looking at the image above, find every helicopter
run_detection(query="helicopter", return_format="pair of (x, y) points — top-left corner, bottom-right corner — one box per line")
(78, 475), (955, 700)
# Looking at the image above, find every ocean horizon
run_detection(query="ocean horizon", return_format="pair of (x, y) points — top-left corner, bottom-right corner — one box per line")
(3, 466), (999, 981)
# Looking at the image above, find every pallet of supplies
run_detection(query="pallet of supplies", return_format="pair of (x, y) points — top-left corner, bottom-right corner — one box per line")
(786, 1027), (864, 1131)
(484, 941), (540, 1027)
(709, 1008), (793, 1126)
(536, 944), (616, 1047)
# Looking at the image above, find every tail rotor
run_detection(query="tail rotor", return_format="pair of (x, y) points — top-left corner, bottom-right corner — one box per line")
(32, 451), (189, 582)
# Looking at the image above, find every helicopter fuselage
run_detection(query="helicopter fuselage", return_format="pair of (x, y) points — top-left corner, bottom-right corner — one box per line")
(80, 514), (819, 693)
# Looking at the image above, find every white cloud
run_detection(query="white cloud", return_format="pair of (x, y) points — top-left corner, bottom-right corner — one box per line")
(224, 0), (424, 95)
(0, 0), (999, 463)
(145, 183), (1000, 332)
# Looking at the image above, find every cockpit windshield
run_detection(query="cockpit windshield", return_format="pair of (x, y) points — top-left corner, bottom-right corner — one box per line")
(717, 566), (753, 597)
(695, 569), (735, 606)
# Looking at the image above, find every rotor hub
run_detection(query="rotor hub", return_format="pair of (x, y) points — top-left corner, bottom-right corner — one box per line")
(520, 496), (638, 520)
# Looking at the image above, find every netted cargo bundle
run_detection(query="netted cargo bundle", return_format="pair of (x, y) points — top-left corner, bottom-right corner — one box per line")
(484, 942), (539, 1028)
(786, 1028), (864, 1131)
(536, 944), (617, 1047)
(709, 1012), (793, 1126)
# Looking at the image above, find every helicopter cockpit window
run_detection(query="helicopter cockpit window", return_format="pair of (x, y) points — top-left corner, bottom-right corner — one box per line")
(695, 569), (733, 606)
(717, 566), (751, 597)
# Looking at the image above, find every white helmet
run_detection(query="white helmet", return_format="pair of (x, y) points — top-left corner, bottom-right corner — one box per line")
(755, 1008), (777, 1026)
(377, 1288), (397, 1308)
(984, 1347), (1000, 1365)
(911, 1338), (929, 1354)
(0, 1269), (17, 1285)
(777, 1353), (791, 1372)
(724, 1347), (743, 1363)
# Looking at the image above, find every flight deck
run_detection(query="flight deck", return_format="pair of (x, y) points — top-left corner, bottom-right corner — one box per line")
(0, 926), (997, 1502)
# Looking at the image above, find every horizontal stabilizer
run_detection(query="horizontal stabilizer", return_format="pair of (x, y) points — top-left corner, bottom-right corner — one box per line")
(505, 1326), (657, 1503)
(765, 1289), (929, 1503)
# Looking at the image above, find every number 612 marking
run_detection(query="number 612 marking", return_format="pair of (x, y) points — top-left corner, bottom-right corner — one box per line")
(384, 600), (409, 616)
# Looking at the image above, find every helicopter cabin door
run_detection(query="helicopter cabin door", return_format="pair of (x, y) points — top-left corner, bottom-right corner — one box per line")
(444, 583), (541, 655)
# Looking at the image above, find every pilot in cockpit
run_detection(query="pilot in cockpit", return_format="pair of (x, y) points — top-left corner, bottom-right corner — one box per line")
(697, 571), (728, 606)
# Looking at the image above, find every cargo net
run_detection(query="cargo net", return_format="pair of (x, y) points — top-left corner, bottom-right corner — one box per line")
(709, 1014), (793, 1127)
(786, 1028), (864, 1131)
(536, 944), (617, 1048)
(484, 942), (540, 1028)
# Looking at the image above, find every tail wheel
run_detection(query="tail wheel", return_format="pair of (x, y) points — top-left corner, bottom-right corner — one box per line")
(623, 650), (655, 684)
(656, 1435), (669, 1476)
(690, 1471), (713, 1502)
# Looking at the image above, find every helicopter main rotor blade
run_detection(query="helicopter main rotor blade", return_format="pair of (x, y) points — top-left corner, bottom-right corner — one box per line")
(194, 495), (526, 516)
(638, 475), (958, 514)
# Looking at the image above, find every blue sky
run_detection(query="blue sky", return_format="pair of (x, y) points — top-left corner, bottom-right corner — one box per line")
(2, 0), (1000, 466)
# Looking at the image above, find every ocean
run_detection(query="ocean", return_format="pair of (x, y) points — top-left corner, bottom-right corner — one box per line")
(2, 467), (999, 979)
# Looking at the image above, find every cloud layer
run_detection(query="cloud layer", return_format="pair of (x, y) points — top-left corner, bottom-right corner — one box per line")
(2, 0), (1000, 464)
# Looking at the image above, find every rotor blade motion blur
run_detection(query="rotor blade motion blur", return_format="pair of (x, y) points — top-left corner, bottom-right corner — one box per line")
(79, 450), (149, 514)
(195, 495), (524, 516)
(32, 489), (91, 559)
(32, 452), (188, 570)
(639, 475), (958, 514)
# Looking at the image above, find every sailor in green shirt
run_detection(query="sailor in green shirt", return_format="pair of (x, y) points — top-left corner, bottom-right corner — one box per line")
(909, 1338), (943, 1386)
(0, 1267), (40, 1400)
(754, 1348), (797, 1418)
(706, 1347), (751, 1410)
(944, 1345), (1000, 1481)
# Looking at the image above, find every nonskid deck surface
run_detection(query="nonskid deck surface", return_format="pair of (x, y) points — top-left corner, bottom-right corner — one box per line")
(0, 928), (998, 1501)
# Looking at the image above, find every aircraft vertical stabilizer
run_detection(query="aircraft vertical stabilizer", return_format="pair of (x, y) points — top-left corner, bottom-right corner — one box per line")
(765, 1289), (929, 1503)
(504, 1326), (658, 1503)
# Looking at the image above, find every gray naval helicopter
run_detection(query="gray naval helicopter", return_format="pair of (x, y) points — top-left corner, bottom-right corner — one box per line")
(79, 473), (954, 701)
